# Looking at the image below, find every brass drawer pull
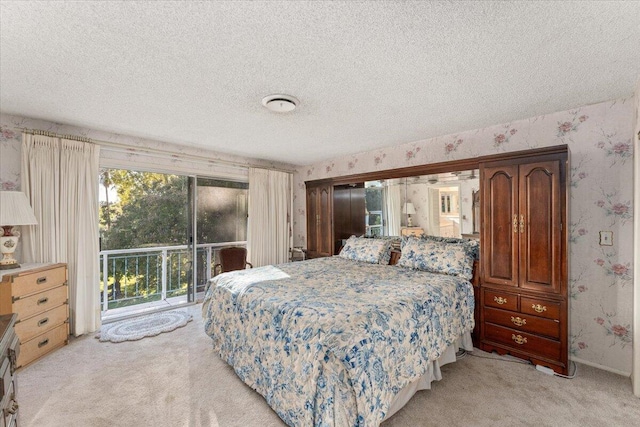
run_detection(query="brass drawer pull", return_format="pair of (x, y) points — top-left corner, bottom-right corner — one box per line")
(511, 316), (526, 327)
(494, 296), (507, 305)
(519, 214), (525, 233)
(38, 338), (50, 348)
(513, 214), (518, 233)
(37, 297), (49, 305)
(37, 276), (48, 284)
(532, 304), (547, 313)
(512, 334), (527, 345)
(37, 317), (50, 327)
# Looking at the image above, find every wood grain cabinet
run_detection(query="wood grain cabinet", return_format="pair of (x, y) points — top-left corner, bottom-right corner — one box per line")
(0, 264), (69, 368)
(480, 152), (569, 374)
(306, 183), (334, 258)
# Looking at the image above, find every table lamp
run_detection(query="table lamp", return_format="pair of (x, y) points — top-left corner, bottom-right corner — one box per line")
(0, 191), (38, 270)
(403, 202), (416, 227)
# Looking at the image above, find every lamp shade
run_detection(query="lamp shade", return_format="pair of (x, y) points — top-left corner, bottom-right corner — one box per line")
(402, 202), (416, 215)
(0, 191), (38, 226)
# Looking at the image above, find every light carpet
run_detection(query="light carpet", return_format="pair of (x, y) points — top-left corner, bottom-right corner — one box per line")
(19, 305), (640, 426)
(96, 310), (192, 343)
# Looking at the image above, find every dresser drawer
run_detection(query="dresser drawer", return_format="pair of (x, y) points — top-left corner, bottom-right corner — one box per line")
(18, 322), (68, 368)
(15, 303), (68, 343)
(521, 296), (561, 320)
(484, 289), (518, 311)
(8, 265), (66, 298)
(12, 285), (67, 322)
(484, 307), (560, 339)
(484, 323), (561, 360)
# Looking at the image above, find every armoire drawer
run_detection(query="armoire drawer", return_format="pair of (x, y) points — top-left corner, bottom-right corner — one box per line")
(18, 323), (68, 368)
(12, 285), (67, 322)
(483, 306), (560, 339)
(521, 296), (561, 320)
(484, 289), (518, 311)
(8, 264), (66, 299)
(484, 323), (561, 360)
(15, 303), (68, 343)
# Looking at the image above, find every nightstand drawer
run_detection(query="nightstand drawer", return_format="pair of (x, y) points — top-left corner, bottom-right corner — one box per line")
(484, 307), (560, 339)
(15, 303), (68, 343)
(18, 322), (68, 368)
(484, 289), (518, 311)
(13, 285), (67, 322)
(9, 265), (66, 298)
(521, 296), (561, 320)
(484, 323), (561, 360)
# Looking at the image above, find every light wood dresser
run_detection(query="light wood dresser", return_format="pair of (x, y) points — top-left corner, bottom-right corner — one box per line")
(0, 263), (69, 368)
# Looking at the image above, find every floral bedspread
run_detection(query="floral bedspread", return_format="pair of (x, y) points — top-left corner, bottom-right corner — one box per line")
(202, 257), (474, 427)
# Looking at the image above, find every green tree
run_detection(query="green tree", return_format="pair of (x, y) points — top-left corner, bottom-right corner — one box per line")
(99, 170), (190, 305)
(100, 171), (189, 250)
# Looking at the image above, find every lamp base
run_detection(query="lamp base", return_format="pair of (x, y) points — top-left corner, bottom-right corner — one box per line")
(0, 235), (20, 270)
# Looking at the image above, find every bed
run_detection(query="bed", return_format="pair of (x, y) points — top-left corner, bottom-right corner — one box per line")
(202, 236), (477, 426)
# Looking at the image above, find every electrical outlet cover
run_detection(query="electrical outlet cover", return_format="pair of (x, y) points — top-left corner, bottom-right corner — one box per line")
(599, 231), (613, 246)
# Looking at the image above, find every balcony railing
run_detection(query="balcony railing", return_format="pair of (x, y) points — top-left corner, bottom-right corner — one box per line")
(99, 241), (246, 313)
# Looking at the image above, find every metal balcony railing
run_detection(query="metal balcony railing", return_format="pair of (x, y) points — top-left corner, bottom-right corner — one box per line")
(99, 241), (246, 312)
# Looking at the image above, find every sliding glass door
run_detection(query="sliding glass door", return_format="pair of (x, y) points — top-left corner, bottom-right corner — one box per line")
(98, 169), (249, 318)
(98, 169), (192, 315)
(194, 178), (248, 294)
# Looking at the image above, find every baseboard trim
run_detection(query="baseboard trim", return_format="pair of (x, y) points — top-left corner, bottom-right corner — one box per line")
(570, 356), (631, 377)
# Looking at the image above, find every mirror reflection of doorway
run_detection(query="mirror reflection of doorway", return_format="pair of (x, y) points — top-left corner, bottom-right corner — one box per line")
(363, 169), (479, 238)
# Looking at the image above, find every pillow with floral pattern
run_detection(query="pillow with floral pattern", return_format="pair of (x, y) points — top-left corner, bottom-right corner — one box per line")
(397, 237), (474, 279)
(338, 236), (393, 265)
(401, 234), (479, 260)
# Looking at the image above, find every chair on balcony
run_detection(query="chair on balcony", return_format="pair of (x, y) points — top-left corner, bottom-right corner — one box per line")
(214, 247), (253, 275)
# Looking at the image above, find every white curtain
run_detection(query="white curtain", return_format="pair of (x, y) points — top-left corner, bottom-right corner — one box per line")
(21, 134), (101, 336)
(385, 184), (402, 236)
(247, 168), (292, 267)
(424, 187), (441, 236)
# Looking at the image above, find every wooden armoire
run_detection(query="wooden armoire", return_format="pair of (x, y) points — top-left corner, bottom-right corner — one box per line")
(479, 149), (569, 375)
(306, 182), (366, 258)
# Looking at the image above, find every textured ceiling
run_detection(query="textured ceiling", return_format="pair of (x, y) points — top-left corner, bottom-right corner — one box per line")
(1, 1), (639, 166)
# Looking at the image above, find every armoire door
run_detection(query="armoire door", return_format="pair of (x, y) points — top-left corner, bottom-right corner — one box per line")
(481, 164), (519, 288)
(482, 160), (563, 294)
(306, 186), (319, 257)
(518, 160), (562, 294)
(306, 183), (334, 258)
(318, 184), (333, 257)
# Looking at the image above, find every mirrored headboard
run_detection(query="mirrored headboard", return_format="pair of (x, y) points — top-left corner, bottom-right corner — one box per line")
(363, 169), (479, 239)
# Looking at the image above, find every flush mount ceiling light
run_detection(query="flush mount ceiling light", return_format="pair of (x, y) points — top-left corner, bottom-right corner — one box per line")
(262, 94), (299, 113)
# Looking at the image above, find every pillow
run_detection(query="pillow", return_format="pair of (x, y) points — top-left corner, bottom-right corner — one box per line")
(339, 236), (393, 264)
(397, 237), (475, 279)
(401, 234), (480, 260)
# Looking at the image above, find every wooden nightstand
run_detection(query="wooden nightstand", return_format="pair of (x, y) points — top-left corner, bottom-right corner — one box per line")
(400, 227), (424, 237)
(0, 263), (69, 368)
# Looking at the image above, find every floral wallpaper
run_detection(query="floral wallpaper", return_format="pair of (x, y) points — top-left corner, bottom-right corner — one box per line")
(293, 98), (635, 375)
